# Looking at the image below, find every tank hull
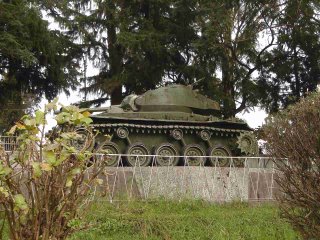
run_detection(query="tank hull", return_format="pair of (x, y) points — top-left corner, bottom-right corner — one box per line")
(92, 114), (258, 167)
(86, 84), (258, 167)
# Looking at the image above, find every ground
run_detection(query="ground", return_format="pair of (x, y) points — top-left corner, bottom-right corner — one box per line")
(69, 200), (298, 240)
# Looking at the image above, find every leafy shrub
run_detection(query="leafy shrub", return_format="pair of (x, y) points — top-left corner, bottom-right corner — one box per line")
(0, 100), (107, 240)
(264, 92), (320, 239)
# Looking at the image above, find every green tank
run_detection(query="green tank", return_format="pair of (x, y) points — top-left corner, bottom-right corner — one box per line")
(87, 84), (258, 167)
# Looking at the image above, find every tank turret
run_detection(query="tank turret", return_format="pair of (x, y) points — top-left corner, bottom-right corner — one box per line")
(87, 84), (258, 167)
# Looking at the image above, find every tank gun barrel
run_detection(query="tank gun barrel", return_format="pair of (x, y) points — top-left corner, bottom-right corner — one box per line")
(80, 107), (112, 113)
(53, 106), (112, 114)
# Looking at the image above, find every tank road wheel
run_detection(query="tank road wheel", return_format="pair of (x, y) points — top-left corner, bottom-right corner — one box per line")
(154, 143), (179, 166)
(97, 142), (121, 167)
(183, 144), (206, 166)
(71, 128), (94, 151)
(208, 145), (231, 167)
(126, 143), (151, 167)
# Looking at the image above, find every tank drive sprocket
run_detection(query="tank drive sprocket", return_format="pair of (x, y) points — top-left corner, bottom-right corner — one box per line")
(236, 132), (258, 156)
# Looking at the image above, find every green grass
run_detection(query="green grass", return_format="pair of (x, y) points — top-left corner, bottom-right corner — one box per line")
(69, 200), (299, 240)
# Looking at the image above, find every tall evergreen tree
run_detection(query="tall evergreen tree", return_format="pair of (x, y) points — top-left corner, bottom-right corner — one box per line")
(41, 0), (200, 104)
(40, 0), (320, 118)
(0, 0), (81, 133)
(194, 0), (279, 118)
(259, 0), (320, 113)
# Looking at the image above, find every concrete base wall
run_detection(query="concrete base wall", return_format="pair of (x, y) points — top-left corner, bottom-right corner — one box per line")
(97, 167), (279, 202)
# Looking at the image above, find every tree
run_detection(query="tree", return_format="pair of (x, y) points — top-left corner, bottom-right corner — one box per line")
(40, 0), (201, 105)
(259, 0), (320, 113)
(264, 92), (320, 239)
(194, 0), (280, 118)
(39, 0), (320, 118)
(0, 0), (81, 133)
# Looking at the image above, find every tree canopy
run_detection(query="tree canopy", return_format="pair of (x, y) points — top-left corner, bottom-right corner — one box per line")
(0, 0), (81, 133)
(259, 0), (320, 112)
(1, 0), (319, 127)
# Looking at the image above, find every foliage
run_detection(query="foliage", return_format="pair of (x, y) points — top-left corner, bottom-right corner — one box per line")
(4, 0), (320, 118)
(195, 0), (280, 118)
(0, 100), (107, 240)
(263, 92), (320, 239)
(0, 0), (81, 133)
(68, 200), (298, 240)
(259, 0), (320, 113)
(36, 1), (320, 116)
(39, 0), (200, 105)
(39, 0), (279, 117)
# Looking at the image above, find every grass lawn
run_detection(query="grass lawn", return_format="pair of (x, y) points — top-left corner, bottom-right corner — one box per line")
(69, 200), (299, 240)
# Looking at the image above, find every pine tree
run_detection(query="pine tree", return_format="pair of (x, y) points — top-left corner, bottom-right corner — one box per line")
(39, 0), (320, 118)
(41, 0), (200, 104)
(194, 0), (280, 118)
(259, 0), (320, 113)
(0, 0), (81, 133)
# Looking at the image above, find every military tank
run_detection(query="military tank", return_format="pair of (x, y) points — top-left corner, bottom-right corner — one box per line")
(86, 84), (258, 167)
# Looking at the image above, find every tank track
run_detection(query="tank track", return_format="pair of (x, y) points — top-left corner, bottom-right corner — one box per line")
(92, 123), (249, 136)
(91, 121), (257, 167)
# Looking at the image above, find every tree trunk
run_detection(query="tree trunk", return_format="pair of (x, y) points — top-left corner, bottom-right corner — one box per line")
(293, 46), (301, 101)
(221, 18), (236, 119)
(111, 86), (122, 105)
(221, 52), (236, 118)
(106, 2), (123, 105)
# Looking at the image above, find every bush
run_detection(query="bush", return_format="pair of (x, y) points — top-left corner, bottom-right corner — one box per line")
(0, 100), (106, 240)
(264, 92), (320, 239)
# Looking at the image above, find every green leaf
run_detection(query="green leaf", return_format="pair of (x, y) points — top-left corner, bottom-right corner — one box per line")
(43, 150), (57, 165)
(46, 98), (58, 111)
(0, 164), (12, 177)
(35, 110), (45, 125)
(61, 132), (76, 140)
(24, 118), (36, 127)
(81, 117), (93, 125)
(32, 162), (42, 178)
(0, 187), (9, 198)
(57, 152), (69, 165)
(14, 194), (28, 212)
(66, 177), (73, 187)
(44, 143), (60, 151)
(55, 112), (71, 124)
(71, 168), (81, 175)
